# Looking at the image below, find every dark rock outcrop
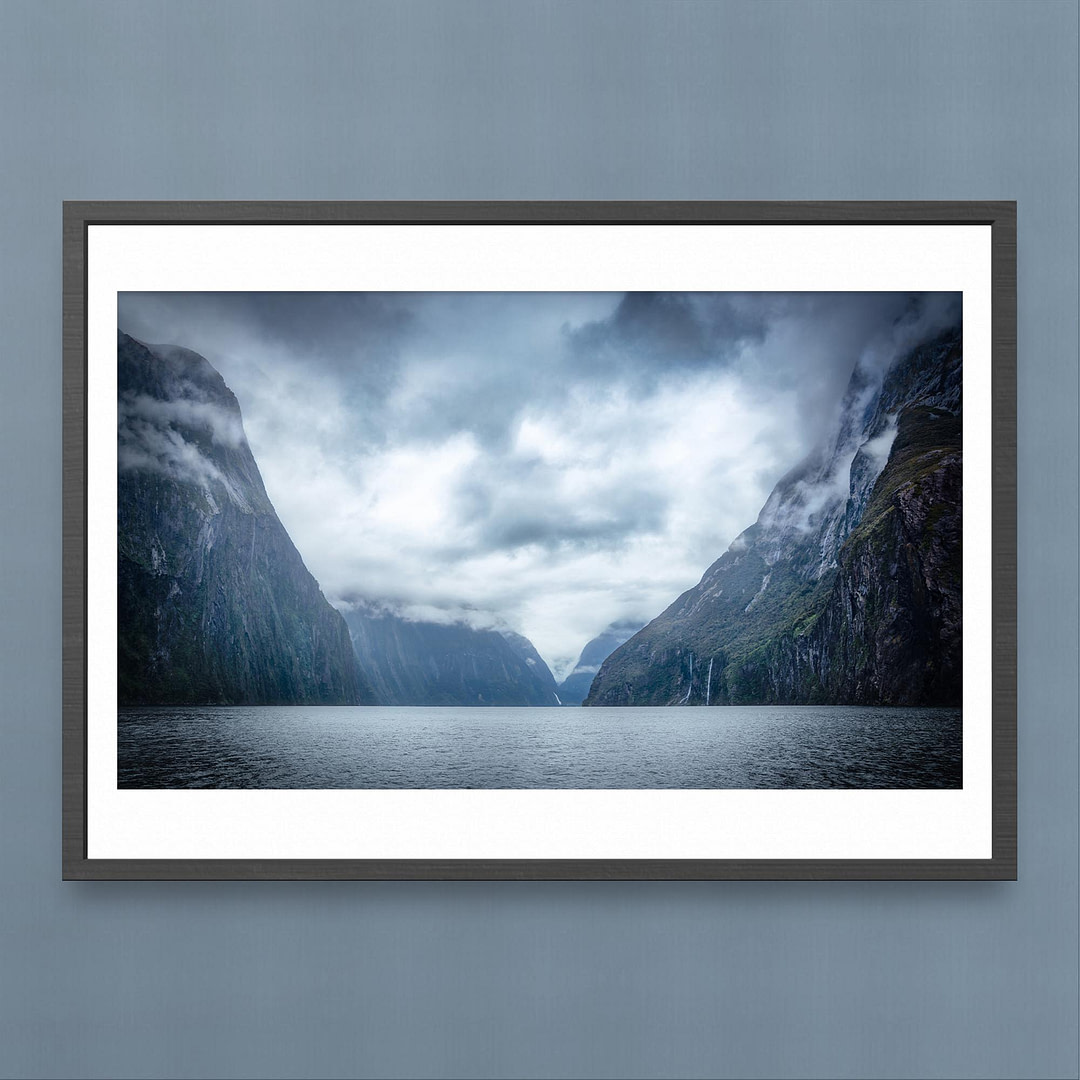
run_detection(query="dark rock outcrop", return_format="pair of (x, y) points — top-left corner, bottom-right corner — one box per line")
(117, 331), (372, 706)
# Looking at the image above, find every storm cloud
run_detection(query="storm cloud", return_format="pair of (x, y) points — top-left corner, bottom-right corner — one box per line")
(118, 290), (959, 677)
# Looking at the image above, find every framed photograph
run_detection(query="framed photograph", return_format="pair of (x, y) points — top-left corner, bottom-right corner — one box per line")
(62, 201), (1016, 880)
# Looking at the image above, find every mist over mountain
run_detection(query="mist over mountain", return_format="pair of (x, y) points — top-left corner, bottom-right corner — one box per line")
(117, 331), (372, 706)
(341, 604), (560, 706)
(117, 330), (561, 709)
(116, 293), (962, 714)
(118, 291), (951, 673)
(556, 621), (644, 705)
(586, 324), (962, 707)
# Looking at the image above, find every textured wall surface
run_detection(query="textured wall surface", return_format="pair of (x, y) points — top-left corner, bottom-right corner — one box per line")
(0, 2), (1076, 1077)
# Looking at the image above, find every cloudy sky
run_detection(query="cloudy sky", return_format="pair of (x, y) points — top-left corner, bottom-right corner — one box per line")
(118, 290), (953, 678)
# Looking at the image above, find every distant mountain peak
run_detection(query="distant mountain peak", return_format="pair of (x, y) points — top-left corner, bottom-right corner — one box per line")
(556, 620), (645, 705)
(341, 606), (560, 706)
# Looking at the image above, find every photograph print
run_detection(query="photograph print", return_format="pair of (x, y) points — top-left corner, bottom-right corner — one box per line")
(116, 289), (962, 791)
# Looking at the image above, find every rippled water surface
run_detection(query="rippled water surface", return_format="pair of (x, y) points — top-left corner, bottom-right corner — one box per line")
(117, 705), (962, 789)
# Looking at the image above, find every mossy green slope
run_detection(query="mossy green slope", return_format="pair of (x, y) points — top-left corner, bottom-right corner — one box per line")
(586, 328), (962, 707)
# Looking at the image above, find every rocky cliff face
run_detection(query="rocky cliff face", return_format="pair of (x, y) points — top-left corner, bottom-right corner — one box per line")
(342, 606), (561, 706)
(117, 331), (372, 706)
(585, 326), (962, 707)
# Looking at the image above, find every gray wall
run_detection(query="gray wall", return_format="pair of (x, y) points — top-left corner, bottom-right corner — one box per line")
(1, 2), (1076, 1077)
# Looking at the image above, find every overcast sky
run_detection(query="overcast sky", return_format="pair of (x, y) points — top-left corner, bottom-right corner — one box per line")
(118, 290), (954, 678)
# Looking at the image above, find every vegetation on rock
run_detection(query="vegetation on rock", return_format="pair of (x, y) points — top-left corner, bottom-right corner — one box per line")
(585, 328), (962, 707)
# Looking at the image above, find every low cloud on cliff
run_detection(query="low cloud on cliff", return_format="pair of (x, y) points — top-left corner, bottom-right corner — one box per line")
(118, 290), (958, 671)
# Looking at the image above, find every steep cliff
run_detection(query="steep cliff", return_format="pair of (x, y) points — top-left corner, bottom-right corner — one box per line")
(585, 326), (962, 706)
(117, 331), (372, 706)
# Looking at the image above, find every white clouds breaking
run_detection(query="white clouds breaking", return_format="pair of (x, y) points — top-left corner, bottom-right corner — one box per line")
(117, 290), (958, 670)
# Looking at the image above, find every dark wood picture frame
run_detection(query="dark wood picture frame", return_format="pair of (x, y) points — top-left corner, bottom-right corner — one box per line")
(63, 200), (1016, 880)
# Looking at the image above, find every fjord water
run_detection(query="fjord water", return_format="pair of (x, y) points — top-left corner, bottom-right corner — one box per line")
(118, 705), (962, 789)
